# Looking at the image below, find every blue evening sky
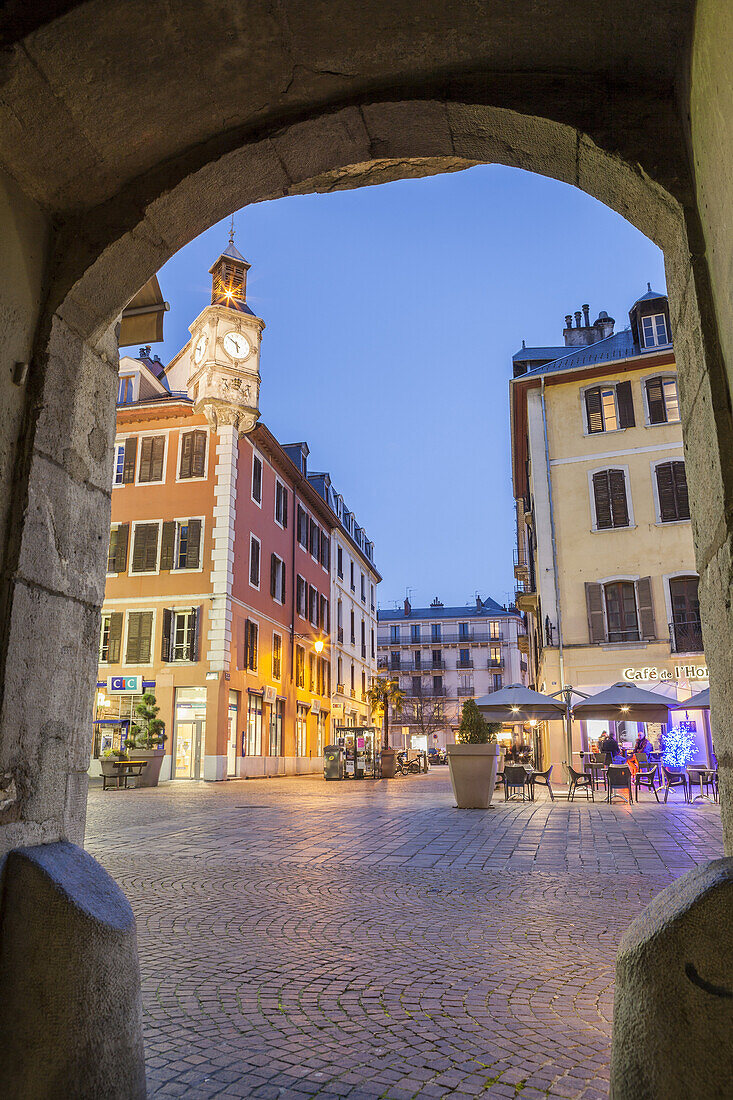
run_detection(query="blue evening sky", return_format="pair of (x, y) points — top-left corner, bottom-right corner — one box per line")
(152, 165), (666, 611)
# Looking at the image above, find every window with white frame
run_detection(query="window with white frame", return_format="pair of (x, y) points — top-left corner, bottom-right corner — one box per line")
(137, 435), (166, 483)
(251, 453), (263, 504)
(99, 611), (122, 663)
(171, 609), (197, 661)
(584, 381), (635, 434)
(270, 553), (286, 603)
(641, 313), (670, 349)
(113, 443), (125, 486)
(249, 535), (261, 588)
(118, 376), (135, 404)
(130, 522), (160, 573)
(275, 480), (288, 526)
(125, 610), (154, 664)
(645, 376), (680, 424)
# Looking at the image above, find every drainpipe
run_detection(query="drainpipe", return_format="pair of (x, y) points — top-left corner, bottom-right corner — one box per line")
(540, 376), (573, 772)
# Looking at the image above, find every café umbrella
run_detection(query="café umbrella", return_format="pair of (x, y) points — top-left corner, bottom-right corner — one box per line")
(571, 681), (672, 723)
(475, 683), (568, 722)
(672, 687), (710, 710)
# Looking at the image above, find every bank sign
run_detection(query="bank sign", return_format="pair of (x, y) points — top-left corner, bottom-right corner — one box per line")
(107, 675), (141, 694)
(622, 665), (708, 683)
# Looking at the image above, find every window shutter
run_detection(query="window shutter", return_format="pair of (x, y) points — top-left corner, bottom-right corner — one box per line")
(138, 437), (153, 482)
(161, 608), (172, 661)
(585, 582), (606, 643)
(646, 377), (666, 424)
(656, 463), (677, 522)
(192, 431), (206, 477)
(236, 619), (245, 670)
(151, 436), (165, 481)
(592, 472), (613, 529)
(321, 534), (330, 570)
(672, 461), (690, 520)
(585, 388), (603, 433)
(179, 431), (193, 478)
(608, 469), (629, 527)
(114, 523), (129, 573)
(126, 612), (140, 663)
(160, 521), (176, 570)
(250, 538), (260, 585)
(616, 381), (635, 428)
(636, 577), (656, 640)
(280, 562), (286, 604)
(189, 606), (201, 661)
(107, 612), (123, 663)
(132, 523), (158, 572)
(122, 436), (137, 483)
(107, 527), (118, 573)
(185, 519), (201, 568)
(270, 553), (277, 598)
(282, 487), (288, 528)
(244, 619), (251, 669)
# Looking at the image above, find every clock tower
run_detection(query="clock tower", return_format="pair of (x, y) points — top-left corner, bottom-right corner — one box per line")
(187, 231), (265, 435)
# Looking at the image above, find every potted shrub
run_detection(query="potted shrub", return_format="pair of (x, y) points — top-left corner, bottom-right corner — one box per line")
(447, 699), (502, 808)
(365, 676), (405, 779)
(127, 692), (167, 787)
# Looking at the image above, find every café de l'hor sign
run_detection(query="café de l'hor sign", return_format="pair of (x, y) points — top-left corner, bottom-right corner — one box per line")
(622, 665), (708, 683)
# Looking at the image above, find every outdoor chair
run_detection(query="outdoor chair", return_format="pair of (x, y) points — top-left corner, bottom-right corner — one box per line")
(687, 767), (717, 802)
(568, 765), (594, 801)
(587, 754), (607, 791)
(662, 766), (690, 803)
(607, 765), (634, 804)
(634, 766), (660, 802)
(504, 765), (530, 802)
(530, 765), (554, 801)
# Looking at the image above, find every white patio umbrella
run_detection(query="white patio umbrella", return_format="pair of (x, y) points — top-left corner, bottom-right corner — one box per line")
(672, 687), (710, 710)
(475, 683), (568, 722)
(571, 681), (672, 723)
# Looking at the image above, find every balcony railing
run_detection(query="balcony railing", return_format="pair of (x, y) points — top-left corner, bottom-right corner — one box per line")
(669, 617), (704, 654)
(456, 659), (474, 669)
(457, 686), (474, 696)
(487, 657), (503, 668)
(337, 627), (344, 644)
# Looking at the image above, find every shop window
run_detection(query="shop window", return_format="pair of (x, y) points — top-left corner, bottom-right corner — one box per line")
(125, 611), (153, 664)
(246, 692), (263, 755)
(269, 698), (283, 756)
(592, 469), (630, 529)
(296, 704), (308, 756)
(137, 435), (166, 483)
(645, 376), (680, 424)
(179, 429), (207, 478)
(655, 461), (689, 522)
(584, 381), (634, 433)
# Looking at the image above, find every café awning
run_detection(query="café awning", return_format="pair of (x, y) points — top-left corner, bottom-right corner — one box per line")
(475, 683), (567, 722)
(672, 687), (710, 710)
(572, 681), (672, 723)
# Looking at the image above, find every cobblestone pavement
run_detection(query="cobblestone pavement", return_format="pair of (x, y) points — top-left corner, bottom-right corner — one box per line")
(86, 771), (724, 1100)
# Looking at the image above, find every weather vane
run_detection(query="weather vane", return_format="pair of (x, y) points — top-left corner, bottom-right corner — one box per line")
(229, 213), (235, 246)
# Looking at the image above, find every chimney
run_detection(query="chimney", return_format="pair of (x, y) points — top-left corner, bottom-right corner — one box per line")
(430, 596), (443, 608)
(404, 597), (411, 617)
(574, 311), (582, 328)
(565, 314), (572, 328)
(594, 310), (615, 339)
(475, 594), (482, 611)
(582, 304), (590, 327)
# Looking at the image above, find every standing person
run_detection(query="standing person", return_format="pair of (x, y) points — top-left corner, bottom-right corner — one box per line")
(598, 729), (621, 765)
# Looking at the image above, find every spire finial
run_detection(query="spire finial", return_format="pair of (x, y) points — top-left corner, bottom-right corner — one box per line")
(647, 281), (652, 292)
(229, 214), (235, 247)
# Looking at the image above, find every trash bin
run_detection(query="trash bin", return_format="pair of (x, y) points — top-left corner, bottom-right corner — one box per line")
(323, 745), (344, 780)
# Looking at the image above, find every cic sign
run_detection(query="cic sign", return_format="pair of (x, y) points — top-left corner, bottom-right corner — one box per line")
(622, 665), (708, 683)
(107, 675), (141, 694)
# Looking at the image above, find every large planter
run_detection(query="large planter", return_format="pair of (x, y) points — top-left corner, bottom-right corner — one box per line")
(447, 743), (501, 808)
(380, 748), (397, 779)
(130, 747), (165, 788)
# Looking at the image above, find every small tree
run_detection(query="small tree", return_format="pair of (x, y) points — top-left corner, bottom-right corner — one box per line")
(457, 698), (501, 744)
(365, 675), (405, 750)
(129, 692), (166, 750)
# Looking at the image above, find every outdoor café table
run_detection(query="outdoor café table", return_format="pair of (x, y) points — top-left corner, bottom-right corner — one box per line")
(686, 766), (717, 803)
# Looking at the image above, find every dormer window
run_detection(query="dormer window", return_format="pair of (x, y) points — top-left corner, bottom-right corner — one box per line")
(118, 376), (135, 404)
(641, 313), (669, 349)
(645, 376), (680, 424)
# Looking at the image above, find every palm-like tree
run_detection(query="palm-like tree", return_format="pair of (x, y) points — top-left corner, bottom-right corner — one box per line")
(365, 675), (405, 750)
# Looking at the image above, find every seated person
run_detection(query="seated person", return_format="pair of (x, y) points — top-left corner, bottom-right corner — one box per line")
(598, 730), (622, 765)
(633, 731), (653, 755)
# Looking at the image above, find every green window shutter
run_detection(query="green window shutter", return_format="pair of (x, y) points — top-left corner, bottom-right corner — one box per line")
(107, 526), (118, 573)
(646, 377), (666, 424)
(585, 582), (605, 643)
(107, 612), (123, 663)
(160, 521), (176, 570)
(185, 519), (201, 569)
(585, 388), (603, 433)
(179, 431), (193, 478)
(616, 381), (635, 428)
(122, 436), (137, 483)
(191, 431), (207, 478)
(636, 577), (656, 640)
(161, 608), (172, 662)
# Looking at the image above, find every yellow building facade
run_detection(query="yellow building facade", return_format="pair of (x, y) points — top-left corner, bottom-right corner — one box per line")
(511, 291), (710, 773)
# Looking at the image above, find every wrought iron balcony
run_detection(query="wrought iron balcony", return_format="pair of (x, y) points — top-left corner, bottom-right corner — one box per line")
(457, 686), (474, 696)
(669, 617), (704, 654)
(456, 659), (474, 669)
(487, 657), (503, 668)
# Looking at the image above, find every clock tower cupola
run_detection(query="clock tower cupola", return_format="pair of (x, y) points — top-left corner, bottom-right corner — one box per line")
(187, 224), (265, 435)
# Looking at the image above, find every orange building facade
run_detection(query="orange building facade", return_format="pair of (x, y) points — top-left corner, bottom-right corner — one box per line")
(92, 240), (376, 780)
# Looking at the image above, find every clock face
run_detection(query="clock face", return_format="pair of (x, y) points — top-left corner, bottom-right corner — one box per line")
(223, 331), (251, 361)
(193, 333), (207, 365)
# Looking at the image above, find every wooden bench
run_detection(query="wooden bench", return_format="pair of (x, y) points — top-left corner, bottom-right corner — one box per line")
(101, 760), (147, 790)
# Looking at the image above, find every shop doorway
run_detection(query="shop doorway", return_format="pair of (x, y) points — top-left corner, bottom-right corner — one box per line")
(175, 720), (204, 779)
(227, 691), (239, 777)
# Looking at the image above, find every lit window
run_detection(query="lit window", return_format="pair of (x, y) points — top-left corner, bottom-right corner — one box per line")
(646, 376), (680, 424)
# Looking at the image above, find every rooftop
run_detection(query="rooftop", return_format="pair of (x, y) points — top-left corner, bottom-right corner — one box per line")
(378, 596), (517, 622)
